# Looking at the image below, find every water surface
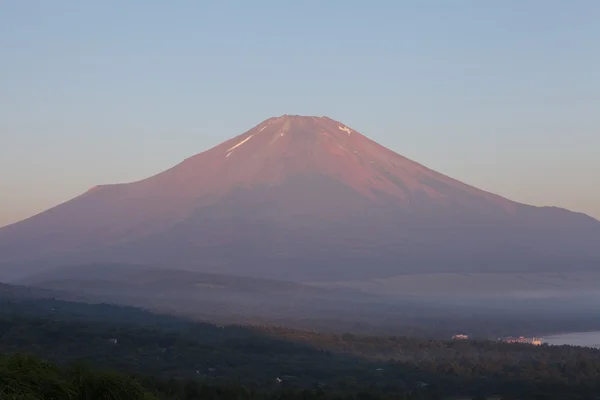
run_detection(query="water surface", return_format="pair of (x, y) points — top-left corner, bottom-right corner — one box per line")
(544, 331), (600, 348)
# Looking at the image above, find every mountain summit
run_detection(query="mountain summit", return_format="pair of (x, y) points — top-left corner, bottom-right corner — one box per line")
(1, 115), (599, 282)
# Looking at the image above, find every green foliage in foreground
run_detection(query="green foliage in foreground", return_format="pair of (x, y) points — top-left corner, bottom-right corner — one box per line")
(0, 353), (422, 400)
(0, 353), (157, 400)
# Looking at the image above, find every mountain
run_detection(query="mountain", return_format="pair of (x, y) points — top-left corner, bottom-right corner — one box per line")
(1, 115), (599, 282)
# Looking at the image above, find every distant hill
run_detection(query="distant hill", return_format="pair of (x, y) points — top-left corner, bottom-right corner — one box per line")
(18, 263), (400, 330)
(19, 263), (334, 295)
(0, 281), (78, 301)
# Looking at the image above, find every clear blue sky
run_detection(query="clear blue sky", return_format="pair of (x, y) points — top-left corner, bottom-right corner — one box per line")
(1, 0), (599, 227)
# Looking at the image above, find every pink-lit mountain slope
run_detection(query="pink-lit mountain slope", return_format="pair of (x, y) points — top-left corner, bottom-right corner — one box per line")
(1, 115), (599, 282)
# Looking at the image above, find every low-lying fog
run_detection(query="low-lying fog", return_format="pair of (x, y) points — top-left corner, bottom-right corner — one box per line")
(7, 265), (600, 340)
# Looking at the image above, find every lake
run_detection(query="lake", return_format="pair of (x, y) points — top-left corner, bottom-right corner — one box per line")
(544, 331), (600, 348)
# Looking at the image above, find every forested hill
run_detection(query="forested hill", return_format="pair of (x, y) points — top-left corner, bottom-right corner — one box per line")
(3, 292), (600, 399)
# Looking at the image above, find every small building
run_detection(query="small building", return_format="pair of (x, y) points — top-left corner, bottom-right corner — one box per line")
(452, 334), (469, 340)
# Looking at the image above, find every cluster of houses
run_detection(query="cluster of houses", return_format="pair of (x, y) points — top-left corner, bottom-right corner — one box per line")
(452, 333), (544, 346)
(500, 336), (544, 346)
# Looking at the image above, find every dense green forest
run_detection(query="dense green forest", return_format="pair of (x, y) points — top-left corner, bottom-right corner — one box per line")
(3, 295), (600, 399)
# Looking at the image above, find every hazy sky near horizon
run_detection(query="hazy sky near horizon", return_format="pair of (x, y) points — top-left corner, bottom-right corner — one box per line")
(1, 1), (599, 227)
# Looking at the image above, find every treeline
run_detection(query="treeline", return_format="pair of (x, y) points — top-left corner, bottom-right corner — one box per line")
(0, 353), (156, 399)
(3, 296), (600, 398)
(265, 326), (600, 361)
(0, 353), (418, 400)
